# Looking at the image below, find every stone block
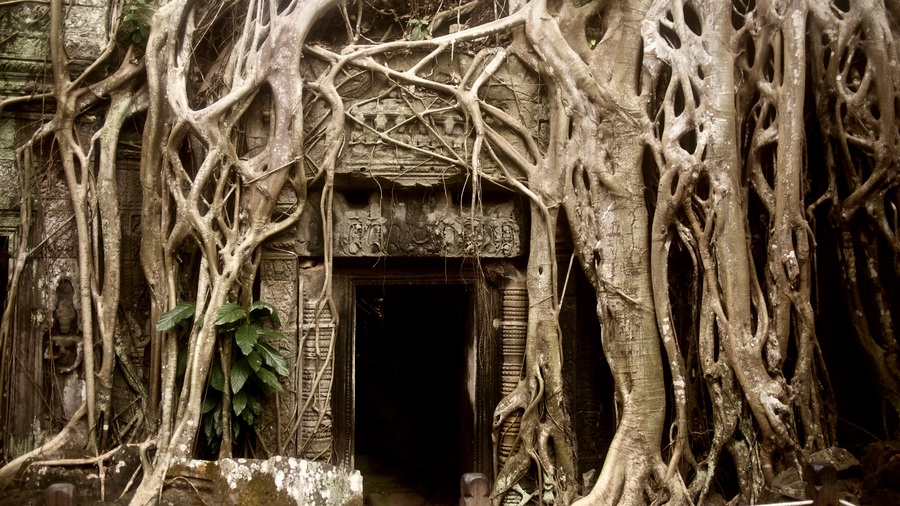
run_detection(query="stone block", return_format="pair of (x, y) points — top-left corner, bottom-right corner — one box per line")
(165, 456), (363, 506)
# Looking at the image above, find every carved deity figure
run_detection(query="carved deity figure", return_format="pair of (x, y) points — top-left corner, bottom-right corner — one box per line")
(44, 279), (82, 374)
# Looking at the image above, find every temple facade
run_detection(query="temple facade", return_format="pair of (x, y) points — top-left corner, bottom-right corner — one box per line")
(0, 2), (613, 501)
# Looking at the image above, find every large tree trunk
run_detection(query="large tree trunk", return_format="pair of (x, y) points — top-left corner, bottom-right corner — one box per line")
(569, 123), (673, 504)
(517, 0), (689, 501)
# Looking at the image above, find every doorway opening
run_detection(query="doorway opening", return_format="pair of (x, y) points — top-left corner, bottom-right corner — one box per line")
(355, 284), (471, 505)
(0, 236), (7, 310)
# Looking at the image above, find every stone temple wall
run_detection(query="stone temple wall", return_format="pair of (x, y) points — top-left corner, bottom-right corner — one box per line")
(0, 0), (118, 458)
(0, 2), (610, 484)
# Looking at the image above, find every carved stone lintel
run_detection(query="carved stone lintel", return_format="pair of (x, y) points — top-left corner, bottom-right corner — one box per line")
(293, 191), (525, 258)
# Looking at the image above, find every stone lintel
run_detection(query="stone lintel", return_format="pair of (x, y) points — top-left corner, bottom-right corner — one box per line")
(287, 191), (525, 258)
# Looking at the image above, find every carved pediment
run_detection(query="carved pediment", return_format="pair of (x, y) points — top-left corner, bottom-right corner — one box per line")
(341, 90), (476, 186)
(302, 53), (547, 188)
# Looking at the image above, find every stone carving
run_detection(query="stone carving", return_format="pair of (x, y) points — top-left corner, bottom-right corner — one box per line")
(498, 279), (527, 506)
(258, 256), (336, 462)
(115, 168), (143, 207)
(460, 473), (491, 506)
(258, 254), (300, 453)
(342, 91), (474, 186)
(300, 54), (549, 189)
(42, 278), (84, 421)
(293, 191), (524, 258)
(44, 279), (81, 374)
(299, 300), (334, 461)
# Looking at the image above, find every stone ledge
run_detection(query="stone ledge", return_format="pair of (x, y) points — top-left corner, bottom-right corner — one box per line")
(4, 450), (363, 506)
(164, 456), (364, 506)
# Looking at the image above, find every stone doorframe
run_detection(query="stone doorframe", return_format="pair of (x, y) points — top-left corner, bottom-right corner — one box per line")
(258, 254), (530, 480)
(332, 264), (500, 476)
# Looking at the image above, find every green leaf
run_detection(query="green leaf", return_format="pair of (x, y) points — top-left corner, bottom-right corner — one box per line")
(256, 342), (289, 376)
(209, 361), (225, 391)
(255, 367), (284, 392)
(257, 328), (285, 341)
(249, 301), (281, 328)
(215, 303), (246, 326)
(240, 408), (255, 426)
(257, 380), (275, 396)
(235, 324), (258, 355)
(231, 359), (251, 393)
(248, 395), (262, 416)
(246, 350), (262, 372)
(204, 413), (217, 443)
(176, 349), (187, 378)
(201, 396), (218, 414)
(232, 390), (248, 416)
(156, 301), (196, 331)
(213, 406), (223, 436)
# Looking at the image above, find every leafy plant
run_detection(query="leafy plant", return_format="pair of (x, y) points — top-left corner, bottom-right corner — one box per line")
(407, 17), (431, 41)
(121, 0), (155, 45)
(157, 299), (289, 452)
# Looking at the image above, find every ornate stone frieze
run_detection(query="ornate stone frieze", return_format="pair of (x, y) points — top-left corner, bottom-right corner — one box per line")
(298, 300), (334, 461)
(292, 191), (525, 258)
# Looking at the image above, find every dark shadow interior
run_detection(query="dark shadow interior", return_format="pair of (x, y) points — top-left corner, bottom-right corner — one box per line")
(355, 284), (470, 505)
(0, 236), (7, 311)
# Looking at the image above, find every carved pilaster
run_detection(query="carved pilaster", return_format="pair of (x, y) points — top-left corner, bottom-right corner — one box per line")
(298, 300), (334, 461)
(498, 277), (527, 506)
(258, 253), (299, 454)
(259, 257), (336, 463)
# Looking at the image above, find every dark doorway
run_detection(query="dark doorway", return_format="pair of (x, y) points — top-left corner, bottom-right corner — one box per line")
(0, 236), (7, 311)
(355, 284), (471, 505)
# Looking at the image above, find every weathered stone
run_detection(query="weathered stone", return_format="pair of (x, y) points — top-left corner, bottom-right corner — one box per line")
(289, 191), (525, 258)
(44, 483), (76, 506)
(17, 444), (142, 503)
(0, 2), (106, 95)
(769, 466), (805, 500)
(165, 457), (363, 506)
(809, 446), (860, 473)
(460, 473), (490, 506)
(300, 53), (545, 189)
